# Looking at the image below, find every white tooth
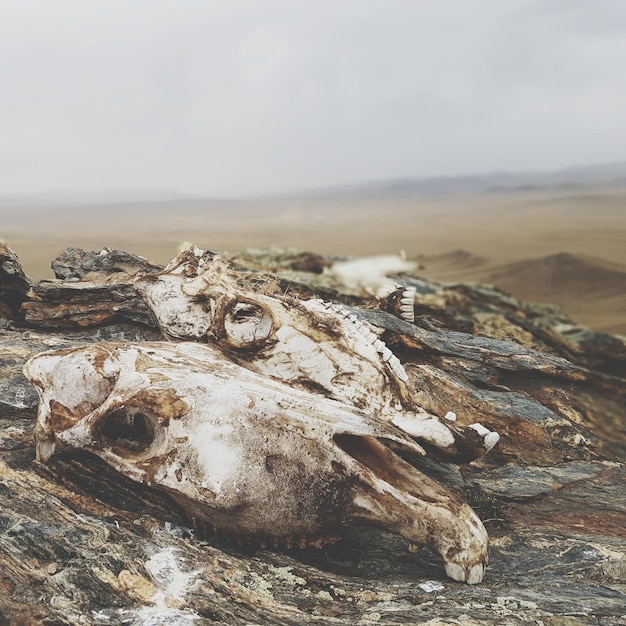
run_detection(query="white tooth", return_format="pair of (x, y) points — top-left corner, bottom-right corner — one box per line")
(373, 340), (386, 352)
(403, 287), (416, 297)
(444, 411), (457, 422)
(347, 314), (359, 322)
(394, 365), (409, 382)
(444, 562), (466, 582)
(388, 354), (400, 368)
(484, 432), (500, 450)
(36, 439), (56, 463)
(469, 423), (491, 437)
(399, 302), (414, 322)
(400, 297), (414, 305)
(381, 348), (394, 362)
(467, 563), (484, 585)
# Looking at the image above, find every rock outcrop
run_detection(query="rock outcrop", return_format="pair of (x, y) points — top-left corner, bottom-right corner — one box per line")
(0, 244), (624, 625)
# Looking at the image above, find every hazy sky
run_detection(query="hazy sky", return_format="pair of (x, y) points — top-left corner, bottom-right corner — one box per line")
(1, 0), (626, 196)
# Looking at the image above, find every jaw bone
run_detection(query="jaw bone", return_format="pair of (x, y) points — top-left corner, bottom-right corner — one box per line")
(134, 247), (499, 462)
(24, 341), (488, 584)
(375, 283), (417, 323)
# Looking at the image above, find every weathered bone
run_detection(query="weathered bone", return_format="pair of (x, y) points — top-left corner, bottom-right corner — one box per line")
(24, 341), (489, 584)
(376, 283), (417, 323)
(135, 247), (499, 461)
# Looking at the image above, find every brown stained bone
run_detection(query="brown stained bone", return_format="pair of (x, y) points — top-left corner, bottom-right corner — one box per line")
(24, 341), (489, 585)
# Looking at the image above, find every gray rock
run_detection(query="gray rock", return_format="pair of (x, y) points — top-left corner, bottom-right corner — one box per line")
(21, 247), (163, 329)
(0, 246), (624, 625)
(0, 243), (33, 321)
(51, 246), (163, 281)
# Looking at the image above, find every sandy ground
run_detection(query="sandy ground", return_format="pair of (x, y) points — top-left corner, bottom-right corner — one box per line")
(3, 186), (626, 334)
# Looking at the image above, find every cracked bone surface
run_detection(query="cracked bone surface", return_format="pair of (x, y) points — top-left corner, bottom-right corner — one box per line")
(135, 247), (499, 462)
(24, 341), (489, 584)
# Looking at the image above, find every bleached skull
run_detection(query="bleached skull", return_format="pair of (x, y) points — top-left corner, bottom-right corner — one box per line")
(25, 341), (488, 584)
(135, 247), (499, 462)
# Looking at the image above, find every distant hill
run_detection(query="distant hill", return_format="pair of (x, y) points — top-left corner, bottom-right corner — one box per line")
(413, 249), (489, 271)
(293, 161), (626, 200)
(3, 161), (626, 208)
(416, 251), (626, 335)
(477, 253), (626, 335)
(486, 252), (626, 301)
(0, 188), (191, 209)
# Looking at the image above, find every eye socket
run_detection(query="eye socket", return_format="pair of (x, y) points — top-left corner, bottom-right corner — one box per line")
(97, 407), (165, 458)
(223, 301), (273, 347)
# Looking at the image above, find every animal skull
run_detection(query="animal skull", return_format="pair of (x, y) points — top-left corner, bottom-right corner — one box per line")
(25, 341), (488, 584)
(135, 247), (499, 462)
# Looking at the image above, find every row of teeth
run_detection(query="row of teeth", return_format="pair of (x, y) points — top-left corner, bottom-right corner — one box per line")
(399, 287), (416, 323)
(321, 302), (409, 382)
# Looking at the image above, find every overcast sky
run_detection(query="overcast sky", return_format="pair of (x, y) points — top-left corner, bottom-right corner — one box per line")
(1, 0), (626, 196)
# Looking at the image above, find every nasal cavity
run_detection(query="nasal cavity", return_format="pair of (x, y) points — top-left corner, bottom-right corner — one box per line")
(334, 434), (390, 473)
(333, 433), (417, 495)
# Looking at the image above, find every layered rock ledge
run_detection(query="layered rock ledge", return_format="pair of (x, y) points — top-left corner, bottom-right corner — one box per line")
(1, 243), (624, 625)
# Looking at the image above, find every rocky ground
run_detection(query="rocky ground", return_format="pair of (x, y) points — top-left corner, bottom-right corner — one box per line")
(1, 243), (625, 625)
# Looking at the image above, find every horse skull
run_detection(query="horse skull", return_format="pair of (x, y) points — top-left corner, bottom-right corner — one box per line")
(25, 340), (489, 584)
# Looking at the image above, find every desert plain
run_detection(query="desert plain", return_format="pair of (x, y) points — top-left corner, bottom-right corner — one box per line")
(2, 184), (626, 335)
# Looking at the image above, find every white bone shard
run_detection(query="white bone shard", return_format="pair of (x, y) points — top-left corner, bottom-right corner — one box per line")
(24, 341), (489, 583)
(327, 255), (417, 293)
